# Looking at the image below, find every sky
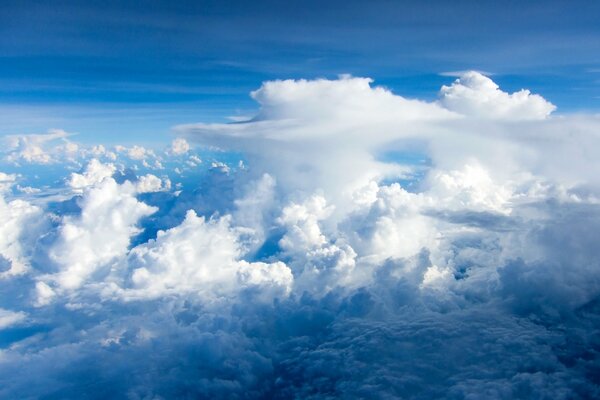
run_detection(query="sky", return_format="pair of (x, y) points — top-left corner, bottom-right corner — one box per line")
(1, 0), (600, 142)
(1, 1), (600, 399)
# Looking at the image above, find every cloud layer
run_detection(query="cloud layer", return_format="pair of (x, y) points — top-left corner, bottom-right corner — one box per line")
(1, 72), (599, 399)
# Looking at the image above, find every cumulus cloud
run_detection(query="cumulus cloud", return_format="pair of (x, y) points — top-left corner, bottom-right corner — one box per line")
(68, 158), (117, 192)
(112, 144), (166, 170)
(40, 173), (157, 298)
(1, 72), (600, 398)
(2, 129), (77, 164)
(438, 71), (556, 119)
(114, 209), (292, 301)
(83, 144), (118, 161)
(0, 172), (44, 277)
(427, 163), (513, 213)
(277, 195), (357, 291)
(135, 174), (167, 193)
(175, 75), (454, 211)
(342, 183), (436, 264)
(169, 137), (190, 155)
(176, 72), (584, 217)
(0, 196), (41, 277)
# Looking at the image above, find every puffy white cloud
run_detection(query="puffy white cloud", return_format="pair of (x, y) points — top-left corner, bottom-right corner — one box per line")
(277, 196), (357, 291)
(115, 210), (292, 301)
(135, 174), (166, 193)
(2, 129), (77, 164)
(41, 177), (157, 296)
(427, 163), (513, 214)
(176, 75), (454, 211)
(129, 146), (148, 160)
(172, 73), (600, 304)
(0, 197), (41, 277)
(175, 72), (577, 222)
(0, 173), (43, 277)
(342, 183), (436, 265)
(82, 144), (118, 161)
(250, 75), (453, 122)
(438, 71), (556, 120)
(68, 158), (116, 192)
(68, 158), (166, 195)
(169, 137), (190, 155)
(278, 195), (333, 251)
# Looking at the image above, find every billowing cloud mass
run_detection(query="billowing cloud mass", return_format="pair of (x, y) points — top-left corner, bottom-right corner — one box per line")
(0, 172), (44, 277)
(438, 71), (557, 119)
(116, 209), (292, 301)
(1, 72), (600, 399)
(170, 137), (191, 155)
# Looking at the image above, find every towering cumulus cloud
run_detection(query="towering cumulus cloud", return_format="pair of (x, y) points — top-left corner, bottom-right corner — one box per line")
(177, 76), (455, 209)
(438, 71), (556, 119)
(1, 72), (599, 399)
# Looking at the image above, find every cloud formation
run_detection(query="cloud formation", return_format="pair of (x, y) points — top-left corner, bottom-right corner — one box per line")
(176, 72), (576, 213)
(1, 72), (599, 399)
(438, 71), (556, 119)
(2, 129), (77, 165)
(117, 209), (292, 301)
(0, 172), (44, 277)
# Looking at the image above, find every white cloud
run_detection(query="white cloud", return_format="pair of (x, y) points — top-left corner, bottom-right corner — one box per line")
(42, 177), (157, 295)
(2, 129), (76, 164)
(128, 145), (148, 160)
(172, 72), (600, 295)
(186, 155), (202, 167)
(427, 163), (513, 213)
(233, 173), (278, 253)
(0, 172), (16, 192)
(0, 173), (43, 277)
(16, 185), (41, 194)
(278, 195), (333, 251)
(176, 75), (455, 212)
(0, 308), (26, 329)
(69, 159), (166, 195)
(0, 197), (41, 277)
(175, 72), (569, 221)
(438, 71), (556, 119)
(342, 182), (437, 266)
(114, 210), (292, 301)
(33, 281), (55, 307)
(114, 145), (158, 163)
(277, 195), (357, 291)
(135, 174), (165, 193)
(169, 137), (190, 155)
(68, 158), (116, 192)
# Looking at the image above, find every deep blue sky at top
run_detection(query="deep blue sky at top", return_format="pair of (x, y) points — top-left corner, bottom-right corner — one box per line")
(1, 0), (599, 143)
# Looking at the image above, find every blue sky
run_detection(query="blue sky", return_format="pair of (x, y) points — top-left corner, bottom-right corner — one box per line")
(1, 0), (600, 142)
(2, 3), (600, 398)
